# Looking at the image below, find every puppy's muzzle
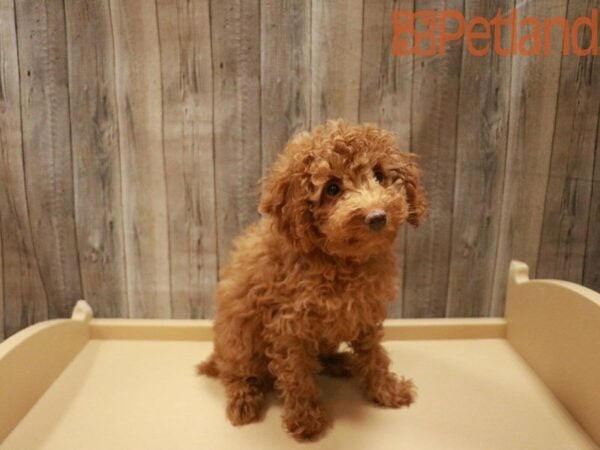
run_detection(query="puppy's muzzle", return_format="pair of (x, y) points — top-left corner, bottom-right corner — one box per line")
(365, 210), (387, 231)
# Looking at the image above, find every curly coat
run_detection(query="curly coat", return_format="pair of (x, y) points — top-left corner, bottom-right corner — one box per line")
(198, 120), (427, 441)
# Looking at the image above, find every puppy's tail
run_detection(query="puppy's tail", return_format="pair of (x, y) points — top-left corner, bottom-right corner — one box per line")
(197, 353), (219, 377)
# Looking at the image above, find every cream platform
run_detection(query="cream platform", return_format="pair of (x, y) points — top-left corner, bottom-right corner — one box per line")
(1, 261), (599, 449)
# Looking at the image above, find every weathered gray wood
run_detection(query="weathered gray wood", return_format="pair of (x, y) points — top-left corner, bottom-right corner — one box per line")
(65, 0), (128, 318)
(311, 0), (363, 125)
(537, 0), (600, 284)
(210, 0), (262, 267)
(109, 0), (171, 318)
(156, 0), (218, 319)
(584, 114), (600, 292)
(359, 0), (414, 317)
(0, 0), (48, 338)
(446, 0), (511, 317)
(403, 0), (464, 318)
(4, 0), (600, 336)
(491, 0), (568, 315)
(15, 0), (82, 319)
(260, 0), (311, 171)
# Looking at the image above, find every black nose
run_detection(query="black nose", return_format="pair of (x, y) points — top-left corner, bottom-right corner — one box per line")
(365, 210), (387, 231)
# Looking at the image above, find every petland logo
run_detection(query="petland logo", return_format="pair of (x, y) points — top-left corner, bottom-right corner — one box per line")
(393, 8), (599, 56)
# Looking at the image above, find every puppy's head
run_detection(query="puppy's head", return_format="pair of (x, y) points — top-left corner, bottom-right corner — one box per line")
(260, 120), (427, 259)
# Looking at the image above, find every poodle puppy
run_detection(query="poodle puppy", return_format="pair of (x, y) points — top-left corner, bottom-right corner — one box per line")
(198, 119), (427, 440)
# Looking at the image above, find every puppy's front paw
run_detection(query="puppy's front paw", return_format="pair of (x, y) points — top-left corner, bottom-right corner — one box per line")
(283, 401), (330, 441)
(227, 392), (264, 426)
(366, 374), (416, 408)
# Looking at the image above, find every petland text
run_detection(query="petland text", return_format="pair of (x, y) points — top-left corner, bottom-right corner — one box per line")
(393, 8), (598, 56)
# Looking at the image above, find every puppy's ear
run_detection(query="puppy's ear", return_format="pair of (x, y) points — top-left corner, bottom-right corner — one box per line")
(258, 164), (290, 218)
(259, 154), (317, 252)
(402, 155), (428, 227)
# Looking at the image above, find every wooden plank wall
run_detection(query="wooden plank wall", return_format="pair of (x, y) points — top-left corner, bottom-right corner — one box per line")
(1, 0), (599, 337)
(447, 0), (511, 317)
(65, 0), (127, 319)
(1, 0), (50, 338)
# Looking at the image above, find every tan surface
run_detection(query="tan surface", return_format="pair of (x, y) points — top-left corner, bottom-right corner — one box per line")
(506, 261), (600, 446)
(0, 319), (88, 442)
(3, 339), (596, 450)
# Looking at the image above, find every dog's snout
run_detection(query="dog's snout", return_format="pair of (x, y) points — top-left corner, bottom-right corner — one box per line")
(365, 210), (387, 231)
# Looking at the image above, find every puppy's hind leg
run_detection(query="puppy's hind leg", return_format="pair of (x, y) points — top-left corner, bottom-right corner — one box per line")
(197, 353), (219, 377)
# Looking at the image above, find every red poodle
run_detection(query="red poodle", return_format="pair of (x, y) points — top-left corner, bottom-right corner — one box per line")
(199, 120), (427, 440)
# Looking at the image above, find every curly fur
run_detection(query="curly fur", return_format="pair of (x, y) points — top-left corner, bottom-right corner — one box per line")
(198, 120), (427, 441)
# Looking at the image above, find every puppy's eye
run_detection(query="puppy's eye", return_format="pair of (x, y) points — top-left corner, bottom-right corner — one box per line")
(373, 170), (385, 184)
(325, 182), (342, 197)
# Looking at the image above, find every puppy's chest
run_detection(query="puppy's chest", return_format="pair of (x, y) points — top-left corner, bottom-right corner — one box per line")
(302, 271), (391, 341)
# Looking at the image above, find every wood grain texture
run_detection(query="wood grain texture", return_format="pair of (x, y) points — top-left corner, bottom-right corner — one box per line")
(3, 0), (600, 337)
(584, 114), (600, 292)
(537, 0), (600, 283)
(110, 0), (171, 318)
(359, 0), (413, 316)
(15, 0), (82, 319)
(0, 2), (48, 339)
(311, 0), (363, 125)
(0, 0), (48, 338)
(491, 0), (568, 315)
(157, 0), (218, 319)
(210, 0), (262, 266)
(446, 0), (511, 317)
(65, 0), (128, 318)
(403, 0), (464, 318)
(260, 0), (311, 170)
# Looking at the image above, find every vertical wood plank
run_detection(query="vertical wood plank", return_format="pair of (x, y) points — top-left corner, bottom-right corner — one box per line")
(1, 0), (48, 338)
(156, 0), (218, 319)
(403, 0), (463, 318)
(359, 0), (412, 136)
(110, 0), (171, 318)
(15, 0), (82, 319)
(311, 0), (363, 125)
(211, 0), (262, 266)
(261, 0), (311, 170)
(492, 0), (568, 315)
(446, 0), (511, 317)
(584, 115), (600, 292)
(359, 0), (413, 317)
(537, 0), (600, 283)
(65, 0), (128, 318)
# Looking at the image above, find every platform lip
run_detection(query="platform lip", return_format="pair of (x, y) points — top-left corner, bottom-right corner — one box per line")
(0, 319), (89, 443)
(527, 279), (600, 307)
(0, 319), (78, 360)
(383, 318), (507, 340)
(505, 262), (600, 447)
(85, 317), (508, 341)
(89, 318), (214, 341)
(0, 317), (509, 346)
